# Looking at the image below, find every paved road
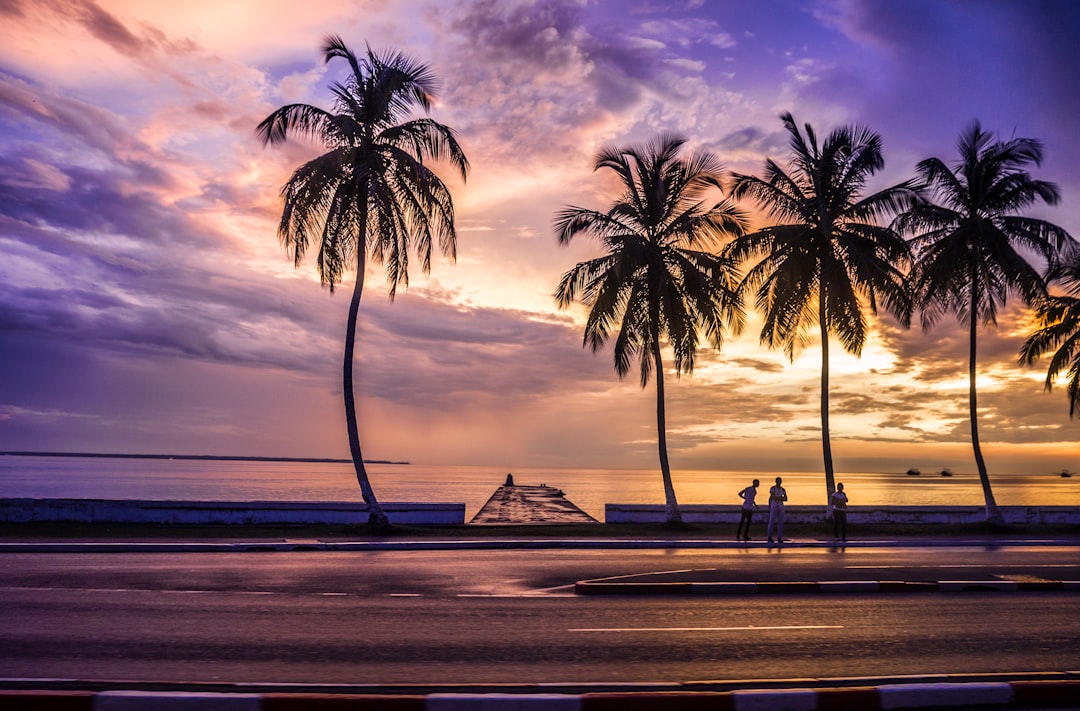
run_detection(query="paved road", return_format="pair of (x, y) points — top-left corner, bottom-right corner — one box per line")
(4, 544), (1078, 593)
(1, 545), (1078, 686)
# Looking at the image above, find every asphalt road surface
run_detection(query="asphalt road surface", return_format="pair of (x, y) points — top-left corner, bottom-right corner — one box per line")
(2, 545), (1078, 686)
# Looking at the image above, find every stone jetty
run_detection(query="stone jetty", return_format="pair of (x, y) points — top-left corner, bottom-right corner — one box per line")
(469, 477), (598, 525)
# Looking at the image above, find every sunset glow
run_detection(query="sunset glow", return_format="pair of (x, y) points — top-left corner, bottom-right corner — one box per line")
(1, 0), (1077, 478)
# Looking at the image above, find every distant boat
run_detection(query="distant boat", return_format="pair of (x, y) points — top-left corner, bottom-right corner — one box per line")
(940, 468), (954, 477)
(906, 468), (921, 476)
(1060, 470), (1074, 478)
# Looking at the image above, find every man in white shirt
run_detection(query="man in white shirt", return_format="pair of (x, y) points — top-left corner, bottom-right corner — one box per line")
(767, 476), (788, 543)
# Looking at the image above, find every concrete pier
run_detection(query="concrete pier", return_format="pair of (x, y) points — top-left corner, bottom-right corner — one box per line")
(470, 483), (599, 525)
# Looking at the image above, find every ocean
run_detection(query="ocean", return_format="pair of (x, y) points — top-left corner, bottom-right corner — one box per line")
(1, 455), (1077, 520)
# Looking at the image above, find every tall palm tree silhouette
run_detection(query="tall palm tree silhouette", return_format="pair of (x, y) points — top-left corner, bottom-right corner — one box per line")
(257, 36), (468, 530)
(555, 135), (746, 525)
(896, 121), (1072, 524)
(726, 113), (915, 505)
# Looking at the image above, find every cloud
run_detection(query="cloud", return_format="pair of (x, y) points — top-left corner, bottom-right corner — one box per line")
(0, 73), (133, 160)
(639, 17), (737, 50)
(0, 0), (1075, 471)
(814, 0), (1080, 166)
(439, 0), (649, 161)
(59, 0), (157, 58)
(725, 357), (785, 374)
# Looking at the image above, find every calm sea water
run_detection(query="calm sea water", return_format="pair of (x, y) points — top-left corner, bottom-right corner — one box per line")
(1, 455), (1077, 520)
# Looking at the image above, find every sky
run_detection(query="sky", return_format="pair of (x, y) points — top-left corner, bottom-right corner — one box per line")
(0, 0), (1077, 477)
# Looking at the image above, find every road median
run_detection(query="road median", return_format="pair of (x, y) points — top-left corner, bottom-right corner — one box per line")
(574, 578), (1080, 595)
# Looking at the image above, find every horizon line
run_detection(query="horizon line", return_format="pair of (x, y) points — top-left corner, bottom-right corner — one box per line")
(0, 451), (410, 465)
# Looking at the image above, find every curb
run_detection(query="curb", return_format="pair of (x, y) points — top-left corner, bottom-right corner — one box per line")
(3, 681), (1080, 709)
(2, 537), (1080, 554)
(574, 579), (1080, 595)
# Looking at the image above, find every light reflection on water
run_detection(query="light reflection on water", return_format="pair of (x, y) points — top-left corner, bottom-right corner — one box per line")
(1, 455), (1077, 520)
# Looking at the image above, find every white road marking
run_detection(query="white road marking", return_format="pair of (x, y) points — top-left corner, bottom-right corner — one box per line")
(568, 625), (844, 632)
(588, 568), (703, 583)
(529, 583), (577, 594)
(457, 593), (572, 598)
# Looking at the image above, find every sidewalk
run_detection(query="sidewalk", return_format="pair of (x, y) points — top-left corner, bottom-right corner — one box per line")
(2, 532), (1079, 552)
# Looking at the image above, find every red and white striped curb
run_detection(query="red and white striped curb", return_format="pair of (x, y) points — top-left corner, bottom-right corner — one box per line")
(574, 579), (1080, 595)
(3, 681), (1080, 710)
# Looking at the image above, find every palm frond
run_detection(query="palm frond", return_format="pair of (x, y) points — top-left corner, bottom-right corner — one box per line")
(256, 103), (336, 146)
(1019, 293), (1080, 417)
(322, 34), (365, 79)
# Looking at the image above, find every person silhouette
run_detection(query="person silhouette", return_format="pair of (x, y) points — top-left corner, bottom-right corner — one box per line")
(830, 482), (849, 541)
(766, 476), (788, 543)
(736, 479), (759, 541)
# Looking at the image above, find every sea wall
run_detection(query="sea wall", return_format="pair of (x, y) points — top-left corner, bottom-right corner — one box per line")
(2, 499), (1077, 526)
(0, 499), (466, 525)
(605, 504), (1080, 526)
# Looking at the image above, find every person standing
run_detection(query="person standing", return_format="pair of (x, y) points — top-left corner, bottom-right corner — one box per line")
(830, 482), (849, 541)
(767, 476), (788, 543)
(736, 479), (759, 541)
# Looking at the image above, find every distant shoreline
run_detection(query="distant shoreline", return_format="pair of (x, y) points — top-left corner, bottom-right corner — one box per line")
(0, 451), (409, 465)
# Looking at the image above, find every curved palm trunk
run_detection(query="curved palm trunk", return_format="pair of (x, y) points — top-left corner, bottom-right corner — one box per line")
(651, 340), (682, 525)
(968, 281), (1003, 525)
(820, 289), (836, 507)
(344, 240), (389, 532)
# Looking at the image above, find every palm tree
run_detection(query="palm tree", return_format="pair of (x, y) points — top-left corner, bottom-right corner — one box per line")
(1020, 253), (1080, 419)
(726, 113), (916, 505)
(257, 36), (468, 530)
(895, 121), (1072, 524)
(554, 135), (747, 525)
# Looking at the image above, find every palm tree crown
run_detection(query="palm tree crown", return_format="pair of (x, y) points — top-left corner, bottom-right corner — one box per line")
(1020, 254), (1080, 418)
(555, 134), (747, 524)
(258, 35), (468, 296)
(726, 112), (916, 503)
(257, 36), (468, 529)
(897, 122), (1068, 331)
(895, 120), (1072, 523)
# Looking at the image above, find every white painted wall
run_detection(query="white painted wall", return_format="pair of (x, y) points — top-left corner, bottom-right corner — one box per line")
(0, 499), (466, 525)
(604, 504), (1080, 525)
